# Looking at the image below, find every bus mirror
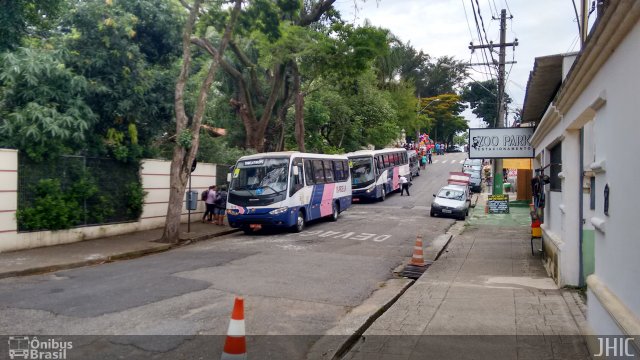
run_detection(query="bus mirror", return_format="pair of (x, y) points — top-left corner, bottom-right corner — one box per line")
(293, 166), (299, 176)
(226, 173), (231, 183)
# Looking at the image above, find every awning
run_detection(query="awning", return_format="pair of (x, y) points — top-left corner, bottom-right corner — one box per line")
(503, 158), (532, 170)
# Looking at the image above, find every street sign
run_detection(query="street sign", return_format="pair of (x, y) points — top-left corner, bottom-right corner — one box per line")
(468, 127), (535, 159)
(488, 194), (510, 214)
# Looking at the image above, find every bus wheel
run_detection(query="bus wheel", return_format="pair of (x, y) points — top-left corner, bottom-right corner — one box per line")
(292, 210), (305, 233)
(379, 187), (386, 202)
(330, 202), (339, 221)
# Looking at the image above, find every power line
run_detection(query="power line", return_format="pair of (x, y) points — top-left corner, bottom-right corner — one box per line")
(469, 0), (497, 80)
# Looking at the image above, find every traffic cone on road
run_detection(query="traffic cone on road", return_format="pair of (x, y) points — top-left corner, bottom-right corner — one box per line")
(410, 235), (426, 267)
(221, 297), (246, 360)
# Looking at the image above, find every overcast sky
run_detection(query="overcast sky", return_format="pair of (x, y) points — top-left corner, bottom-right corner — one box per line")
(333, 0), (583, 128)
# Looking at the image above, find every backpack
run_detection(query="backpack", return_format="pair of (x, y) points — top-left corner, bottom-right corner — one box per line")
(201, 190), (209, 201)
(214, 191), (227, 207)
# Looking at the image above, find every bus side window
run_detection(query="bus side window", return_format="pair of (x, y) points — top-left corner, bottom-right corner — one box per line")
(290, 158), (304, 196)
(304, 159), (315, 185)
(313, 160), (325, 184)
(323, 160), (335, 183)
(334, 160), (345, 181)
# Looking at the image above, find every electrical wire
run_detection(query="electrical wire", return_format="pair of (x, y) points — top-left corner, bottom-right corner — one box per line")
(470, 0), (497, 80)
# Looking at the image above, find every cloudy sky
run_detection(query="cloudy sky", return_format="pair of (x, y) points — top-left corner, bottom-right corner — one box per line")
(333, 0), (584, 127)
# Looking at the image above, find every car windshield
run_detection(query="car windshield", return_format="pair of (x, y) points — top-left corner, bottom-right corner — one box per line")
(437, 189), (465, 201)
(350, 157), (374, 185)
(230, 158), (289, 196)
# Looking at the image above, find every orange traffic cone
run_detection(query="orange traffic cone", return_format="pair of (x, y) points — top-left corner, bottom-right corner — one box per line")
(410, 235), (426, 267)
(222, 297), (246, 360)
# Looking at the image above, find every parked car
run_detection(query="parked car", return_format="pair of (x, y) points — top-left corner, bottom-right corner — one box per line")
(464, 170), (482, 192)
(462, 158), (482, 172)
(430, 185), (470, 220)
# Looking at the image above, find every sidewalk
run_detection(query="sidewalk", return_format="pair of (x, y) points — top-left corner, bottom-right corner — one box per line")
(0, 222), (239, 279)
(342, 193), (590, 360)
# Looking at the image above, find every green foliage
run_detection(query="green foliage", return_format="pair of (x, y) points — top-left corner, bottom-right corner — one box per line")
(0, 0), (67, 51)
(177, 129), (193, 149)
(16, 179), (83, 231)
(0, 48), (96, 161)
(462, 79), (511, 128)
(197, 136), (255, 166)
(61, 0), (183, 161)
(124, 181), (147, 218)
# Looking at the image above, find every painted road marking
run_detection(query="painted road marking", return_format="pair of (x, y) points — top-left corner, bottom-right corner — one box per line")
(459, 160), (465, 164)
(433, 160), (439, 163)
(297, 230), (392, 242)
(441, 160), (448, 164)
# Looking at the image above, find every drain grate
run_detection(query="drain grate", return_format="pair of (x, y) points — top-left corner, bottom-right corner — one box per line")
(401, 261), (433, 279)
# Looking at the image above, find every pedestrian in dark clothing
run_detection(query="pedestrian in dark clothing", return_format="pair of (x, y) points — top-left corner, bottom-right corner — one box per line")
(213, 185), (228, 226)
(399, 175), (410, 196)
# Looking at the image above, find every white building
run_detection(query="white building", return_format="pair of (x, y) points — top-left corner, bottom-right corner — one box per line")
(521, 0), (640, 340)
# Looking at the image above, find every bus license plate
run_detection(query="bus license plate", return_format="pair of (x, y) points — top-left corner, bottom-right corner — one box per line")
(442, 209), (452, 214)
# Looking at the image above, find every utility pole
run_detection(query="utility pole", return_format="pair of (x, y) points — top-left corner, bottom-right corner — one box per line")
(468, 9), (517, 195)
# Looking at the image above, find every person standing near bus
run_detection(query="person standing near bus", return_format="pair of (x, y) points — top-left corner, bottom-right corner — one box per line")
(399, 175), (410, 196)
(203, 185), (217, 223)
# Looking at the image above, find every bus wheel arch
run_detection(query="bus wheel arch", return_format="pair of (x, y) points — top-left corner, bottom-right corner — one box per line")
(330, 201), (340, 221)
(292, 209), (306, 233)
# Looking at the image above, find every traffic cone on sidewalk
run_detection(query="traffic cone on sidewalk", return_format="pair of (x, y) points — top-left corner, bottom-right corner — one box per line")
(221, 297), (246, 360)
(402, 234), (430, 279)
(410, 234), (426, 267)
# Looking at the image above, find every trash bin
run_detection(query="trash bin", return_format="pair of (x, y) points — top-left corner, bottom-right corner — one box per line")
(503, 183), (511, 193)
(186, 190), (198, 210)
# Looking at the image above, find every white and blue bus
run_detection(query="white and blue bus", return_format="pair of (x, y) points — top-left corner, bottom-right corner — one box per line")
(226, 152), (352, 234)
(348, 148), (410, 202)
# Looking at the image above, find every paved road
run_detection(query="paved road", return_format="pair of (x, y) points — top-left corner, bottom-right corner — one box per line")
(0, 152), (468, 355)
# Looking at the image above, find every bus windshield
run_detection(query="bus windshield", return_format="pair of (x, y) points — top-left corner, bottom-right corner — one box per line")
(230, 158), (289, 196)
(350, 157), (375, 188)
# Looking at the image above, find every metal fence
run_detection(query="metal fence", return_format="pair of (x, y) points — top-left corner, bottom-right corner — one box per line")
(17, 154), (141, 231)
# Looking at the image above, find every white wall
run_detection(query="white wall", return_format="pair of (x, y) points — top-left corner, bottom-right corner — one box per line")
(558, 18), (640, 336)
(0, 152), (217, 253)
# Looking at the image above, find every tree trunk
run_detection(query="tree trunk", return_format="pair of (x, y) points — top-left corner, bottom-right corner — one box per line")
(161, 0), (241, 243)
(292, 64), (305, 152)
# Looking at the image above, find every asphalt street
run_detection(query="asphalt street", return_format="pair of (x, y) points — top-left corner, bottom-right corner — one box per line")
(0, 152), (469, 357)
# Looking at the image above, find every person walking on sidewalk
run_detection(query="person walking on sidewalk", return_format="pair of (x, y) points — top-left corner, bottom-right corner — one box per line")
(421, 154), (427, 169)
(202, 185), (217, 223)
(399, 175), (410, 196)
(213, 185), (228, 226)
(427, 147), (433, 164)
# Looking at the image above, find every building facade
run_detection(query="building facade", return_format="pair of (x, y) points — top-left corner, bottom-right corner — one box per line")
(522, 0), (640, 340)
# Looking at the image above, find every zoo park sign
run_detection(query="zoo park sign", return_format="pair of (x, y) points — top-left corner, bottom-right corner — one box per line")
(468, 127), (535, 159)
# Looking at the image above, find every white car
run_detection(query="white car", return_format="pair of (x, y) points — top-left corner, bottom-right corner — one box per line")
(430, 185), (470, 220)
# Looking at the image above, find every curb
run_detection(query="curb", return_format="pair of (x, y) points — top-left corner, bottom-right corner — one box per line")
(0, 229), (240, 280)
(308, 231), (458, 360)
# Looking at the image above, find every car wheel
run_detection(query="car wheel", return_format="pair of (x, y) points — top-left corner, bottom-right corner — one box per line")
(291, 211), (305, 233)
(243, 228), (253, 235)
(379, 187), (386, 202)
(430, 209), (435, 217)
(466, 208), (470, 216)
(330, 202), (339, 221)
(417, 169), (420, 177)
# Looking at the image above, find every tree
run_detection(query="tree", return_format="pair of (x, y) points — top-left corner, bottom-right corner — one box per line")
(0, 48), (96, 161)
(462, 79), (511, 128)
(160, 0), (242, 243)
(62, 0), (185, 161)
(418, 94), (467, 144)
(416, 56), (468, 98)
(0, 0), (67, 51)
(193, 0), (349, 152)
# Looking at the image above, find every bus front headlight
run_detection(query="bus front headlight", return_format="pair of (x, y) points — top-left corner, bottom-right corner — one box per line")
(269, 207), (289, 215)
(366, 187), (374, 193)
(226, 209), (239, 215)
